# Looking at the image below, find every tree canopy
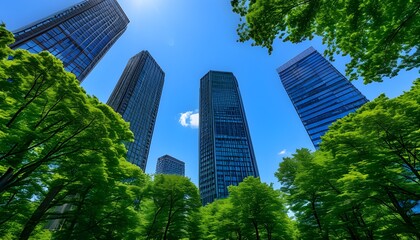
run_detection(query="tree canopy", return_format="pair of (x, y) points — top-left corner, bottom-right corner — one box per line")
(0, 25), (148, 239)
(276, 78), (420, 239)
(231, 0), (420, 83)
(201, 177), (296, 240)
(140, 174), (201, 240)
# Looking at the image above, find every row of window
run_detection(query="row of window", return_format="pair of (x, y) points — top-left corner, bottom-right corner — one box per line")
(14, 1), (87, 37)
(118, 55), (164, 170)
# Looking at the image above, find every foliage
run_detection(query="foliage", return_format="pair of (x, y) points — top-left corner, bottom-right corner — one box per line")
(201, 177), (296, 240)
(0, 25), (147, 239)
(277, 149), (379, 239)
(53, 161), (147, 240)
(140, 174), (201, 240)
(321, 78), (420, 238)
(276, 78), (420, 239)
(231, 0), (420, 83)
(200, 198), (243, 240)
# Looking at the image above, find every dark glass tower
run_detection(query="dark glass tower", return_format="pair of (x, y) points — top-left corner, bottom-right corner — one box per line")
(277, 47), (368, 149)
(156, 155), (185, 176)
(10, 0), (129, 82)
(107, 51), (164, 171)
(199, 70), (259, 205)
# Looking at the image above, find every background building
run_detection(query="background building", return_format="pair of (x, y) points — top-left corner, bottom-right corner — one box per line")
(107, 51), (164, 171)
(277, 47), (368, 149)
(155, 155), (185, 176)
(10, 0), (129, 82)
(199, 70), (259, 205)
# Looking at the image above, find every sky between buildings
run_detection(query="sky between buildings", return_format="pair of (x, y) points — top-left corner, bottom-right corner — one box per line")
(1, 0), (417, 188)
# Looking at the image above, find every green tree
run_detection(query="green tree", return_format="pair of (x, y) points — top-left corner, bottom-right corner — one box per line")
(200, 198), (244, 240)
(0, 25), (148, 239)
(53, 161), (147, 240)
(0, 26), (134, 194)
(277, 78), (420, 239)
(321, 78), (420, 239)
(200, 178), (296, 240)
(186, 210), (203, 240)
(141, 174), (201, 240)
(229, 177), (294, 240)
(276, 149), (329, 239)
(277, 148), (385, 240)
(231, 0), (420, 83)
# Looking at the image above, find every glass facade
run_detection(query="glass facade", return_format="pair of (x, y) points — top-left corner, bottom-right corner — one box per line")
(10, 0), (129, 82)
(107, 51), (164, 171)
(155, 155), (185, 176)
(277, 47), (368, 149)
(199, 71), (259, 205)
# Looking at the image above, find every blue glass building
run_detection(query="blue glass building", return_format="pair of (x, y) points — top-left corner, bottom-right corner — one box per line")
(107, 51), (164, 171)
(156, 155), (185, 176)
(199, 70), (259, 205)
(10, 0), (129, 82)
(277, 47), (368, 149)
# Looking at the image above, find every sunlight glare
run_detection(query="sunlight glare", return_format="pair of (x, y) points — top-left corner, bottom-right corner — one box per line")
(128, 0), (158, 8)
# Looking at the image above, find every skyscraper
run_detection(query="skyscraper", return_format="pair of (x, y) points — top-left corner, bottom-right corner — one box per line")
(199, 70), (259, 205)
(156, 155), (185, 176)
(10, 0), (129, 82)
(277, 47), (368, 149)
(107, 51), (164, 171)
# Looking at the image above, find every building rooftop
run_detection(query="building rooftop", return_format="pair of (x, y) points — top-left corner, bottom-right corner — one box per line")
(276, 47), (316, 73)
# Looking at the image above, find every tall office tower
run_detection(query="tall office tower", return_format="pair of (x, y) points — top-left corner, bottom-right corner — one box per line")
(277, 47), (368, 149)
(156, 155), (185, 176)
(107, 51), (164, 171)
(199, 70), (259, 205)
(10, 0), (129, 82)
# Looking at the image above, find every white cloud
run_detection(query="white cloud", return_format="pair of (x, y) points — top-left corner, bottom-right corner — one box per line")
(189, 113), (199, 128)
(278, 149), (287, 155)
(179, 111), (199, 128)
(179, 111), (192, 127)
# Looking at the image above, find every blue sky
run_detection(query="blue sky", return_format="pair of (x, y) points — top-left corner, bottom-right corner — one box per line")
(1, 0), (417, 188)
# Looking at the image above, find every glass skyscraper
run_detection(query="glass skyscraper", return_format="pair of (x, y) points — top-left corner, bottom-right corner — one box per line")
(10, 0), (129, 82)
(156, 155), (185, 176)
(107, 51), (164, 171)
(199, 70), (259, 205)
(277, 47), (368, 149)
